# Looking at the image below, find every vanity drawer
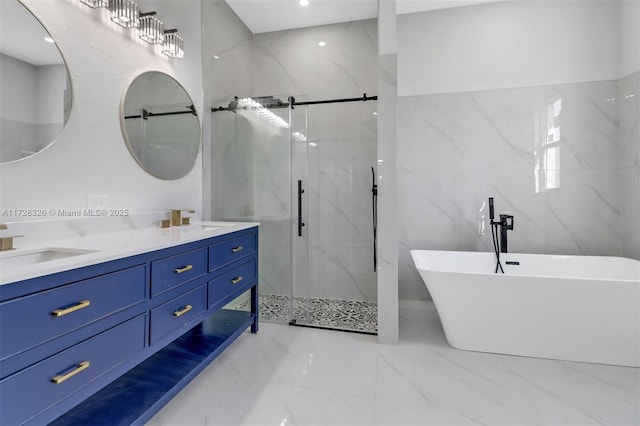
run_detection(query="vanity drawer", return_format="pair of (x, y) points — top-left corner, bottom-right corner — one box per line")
(149, 285), (206, 343)
(151, 248), (207, 296)
(208, 232), (257, 272)
(208, 259), (257, 309)
(0, 315), (145, 426)
(0, 266), (146, 361)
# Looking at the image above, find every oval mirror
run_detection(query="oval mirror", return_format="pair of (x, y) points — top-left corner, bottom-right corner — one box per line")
(0, 0), (72, 163)
(121, 71), (200, 180)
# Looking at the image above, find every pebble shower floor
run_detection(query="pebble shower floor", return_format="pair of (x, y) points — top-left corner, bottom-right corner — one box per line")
(236, 294), (378, 334)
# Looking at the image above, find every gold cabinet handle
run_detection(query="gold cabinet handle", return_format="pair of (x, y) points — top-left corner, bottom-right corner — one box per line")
(173, 305), (193, 317)
(174, 265), (193, 274)
(231, 246), (243, 253)
(51, 300), (91, 317)
(51, 361), (90, 384)
(231, 276), (243, 285)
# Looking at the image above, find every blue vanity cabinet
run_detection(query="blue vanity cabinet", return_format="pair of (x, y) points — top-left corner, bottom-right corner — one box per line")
(0, 225), (259, 426)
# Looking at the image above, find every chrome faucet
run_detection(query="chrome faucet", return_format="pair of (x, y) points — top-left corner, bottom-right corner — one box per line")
(170, 210), (196, 227)
(0, 224), (23, 251)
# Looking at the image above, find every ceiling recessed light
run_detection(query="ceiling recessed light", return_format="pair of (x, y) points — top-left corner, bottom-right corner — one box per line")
(373, 112), (378, 115)
(300, 0), (309, 6)
(44, 37), (54, 43)
(213, 55), (220, 59)
(318, 41), (326, 47)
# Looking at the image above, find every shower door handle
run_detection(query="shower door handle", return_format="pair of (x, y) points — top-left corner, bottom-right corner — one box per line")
(297, 180), (305, 237)
(371, 167), (378, 272)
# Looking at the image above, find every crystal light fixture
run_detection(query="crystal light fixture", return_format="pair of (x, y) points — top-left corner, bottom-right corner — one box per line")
(79, 0), (108, 7)
(109, 0), (140, 29)
(78, 0), (185, 58)
(139, 12), (164, 44)
(162, 29), (184, 59)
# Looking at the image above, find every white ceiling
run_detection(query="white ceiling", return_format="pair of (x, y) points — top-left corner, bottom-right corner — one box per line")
(225, 0), (506, 34)
(0, 1), (64, 65)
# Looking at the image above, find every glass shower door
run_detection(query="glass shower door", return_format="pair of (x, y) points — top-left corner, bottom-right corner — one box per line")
(211, 96), (293, 322)
(211, 95), (378, 333)
(290, 100), (379, 334)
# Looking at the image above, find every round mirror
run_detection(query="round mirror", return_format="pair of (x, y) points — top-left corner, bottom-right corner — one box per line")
(121, 71), (200, 180)
(0, 1), (72, 163)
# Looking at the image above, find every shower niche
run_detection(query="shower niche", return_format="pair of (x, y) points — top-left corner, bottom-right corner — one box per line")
(210, 95), (378, 333)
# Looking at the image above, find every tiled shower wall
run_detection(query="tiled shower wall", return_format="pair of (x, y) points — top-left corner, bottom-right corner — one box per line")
(398, 74), (639, 300)
(620, 72), (640, 260)
(297, 102), (378, 302)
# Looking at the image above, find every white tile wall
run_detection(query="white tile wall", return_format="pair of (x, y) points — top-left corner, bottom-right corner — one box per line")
(620, 71), (640, 260)
(398, 76), (637, 300)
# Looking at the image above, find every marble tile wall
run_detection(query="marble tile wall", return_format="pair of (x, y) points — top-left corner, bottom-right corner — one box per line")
(376, 48), (399, 343)
(202, 0), (253, 221)
(398, 77), (635, 300)
(619, 71), (640, 260)
(3, 212), (172, 246)
(251, 20), (378, 101)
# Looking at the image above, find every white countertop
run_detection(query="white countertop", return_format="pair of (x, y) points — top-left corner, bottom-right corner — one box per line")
(0, 221), (259, 286)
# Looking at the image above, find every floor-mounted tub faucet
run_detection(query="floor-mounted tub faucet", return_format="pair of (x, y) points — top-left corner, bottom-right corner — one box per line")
(498, 213), (514, 253)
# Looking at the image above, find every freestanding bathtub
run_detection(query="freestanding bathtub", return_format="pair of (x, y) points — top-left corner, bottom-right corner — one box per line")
(411, 250), (640, 367)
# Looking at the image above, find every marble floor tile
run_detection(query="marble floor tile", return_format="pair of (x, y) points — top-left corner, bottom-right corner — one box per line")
(148, 301), (639, 426)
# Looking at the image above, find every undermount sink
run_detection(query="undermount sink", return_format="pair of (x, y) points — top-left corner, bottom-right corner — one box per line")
(0, 248), (99, 269)
(191, 225), (222, 232)
(200, 222), (239, 231)
(180, 222), (237, 232)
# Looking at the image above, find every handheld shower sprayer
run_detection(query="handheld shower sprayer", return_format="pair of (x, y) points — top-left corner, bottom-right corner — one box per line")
(489, 197), (495, 221)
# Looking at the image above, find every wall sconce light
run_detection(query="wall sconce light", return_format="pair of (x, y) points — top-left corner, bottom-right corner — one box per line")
(78, 0), (184, 58)
(139, 12), (164, 44)
(109, 0), (140, 29)
(162, 29), (184, 58)
(79, 0), (108, 7)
